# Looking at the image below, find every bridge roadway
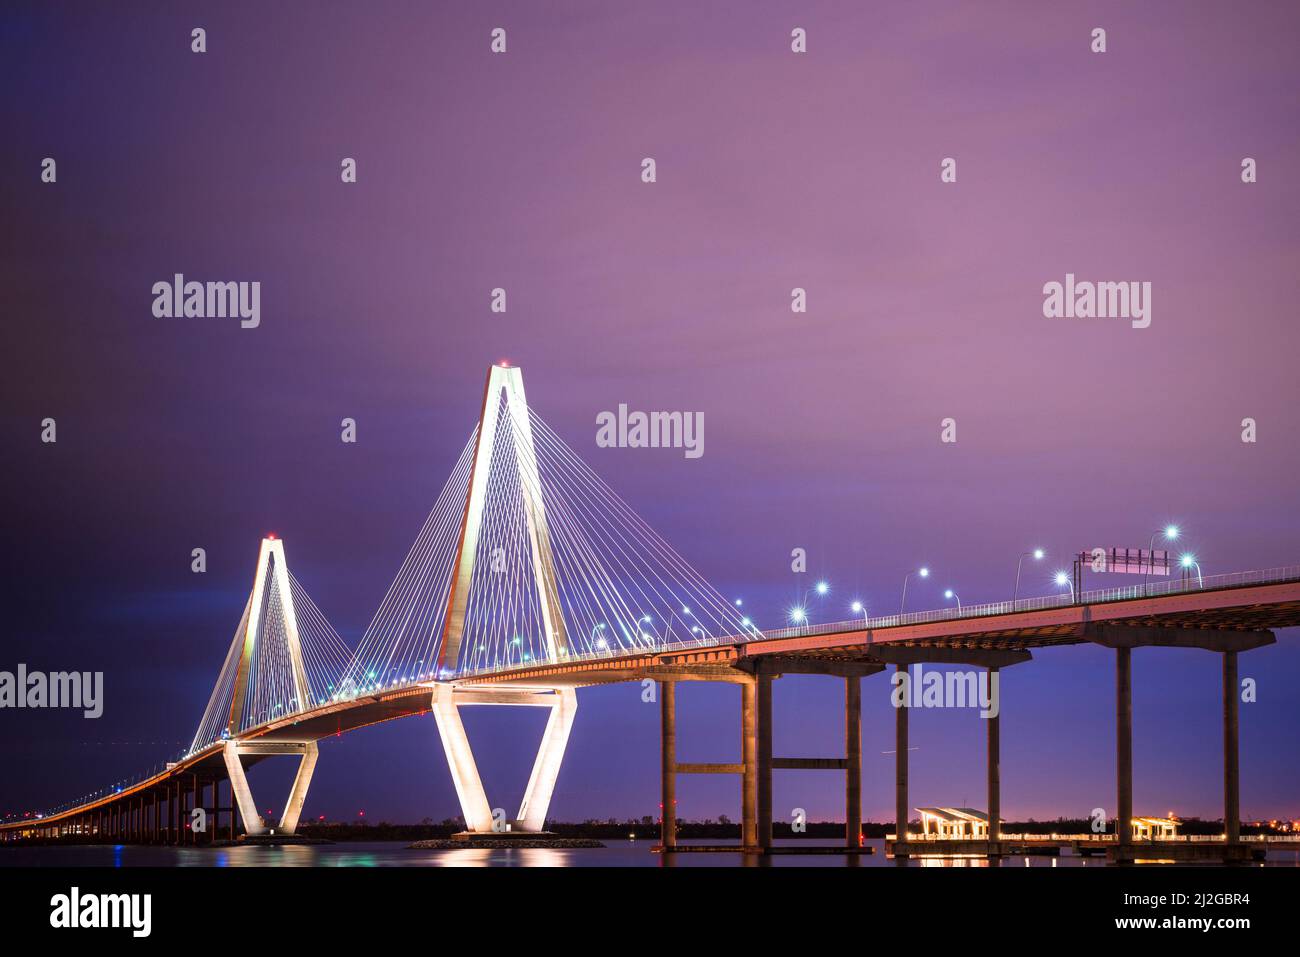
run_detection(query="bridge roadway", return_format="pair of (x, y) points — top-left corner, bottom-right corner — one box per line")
(7, 573), (1300, 856)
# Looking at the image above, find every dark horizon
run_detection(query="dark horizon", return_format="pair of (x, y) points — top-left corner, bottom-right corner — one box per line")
(4, 1), (1300, 829)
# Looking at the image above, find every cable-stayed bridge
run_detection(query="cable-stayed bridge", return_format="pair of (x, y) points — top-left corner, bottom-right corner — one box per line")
(6, 364), (1300, 862)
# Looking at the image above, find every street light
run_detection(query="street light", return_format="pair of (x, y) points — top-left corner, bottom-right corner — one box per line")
(1054, 571), (1075, 603)
(944, 589), (962, 612)
(1181, 554), (1203, 589)
(900, 567), (929, 615)
(1146, 525), (1180, 594)
(850, 600), (870, 636)
(1014, 548), (1045, 608)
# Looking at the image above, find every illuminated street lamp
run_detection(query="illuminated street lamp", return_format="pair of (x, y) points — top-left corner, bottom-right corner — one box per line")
(1146, 525), (1180, 594)
(1014, 549), (1045, 608)
(1054, 571), (1075, 603)
(944, 589), (962, 612)
(1180, 554), (1203, 589)
(900, 567), (929, 615)
(850, 599), (870, 638)
(899, 564), (930, 616)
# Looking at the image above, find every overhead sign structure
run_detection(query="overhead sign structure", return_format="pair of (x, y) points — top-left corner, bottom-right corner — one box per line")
(1079, 548), (1170, 576)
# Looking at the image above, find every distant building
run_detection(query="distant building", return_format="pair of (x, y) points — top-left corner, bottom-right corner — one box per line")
(1131, 816), (1178, 840)
(916, 807), (989, 839)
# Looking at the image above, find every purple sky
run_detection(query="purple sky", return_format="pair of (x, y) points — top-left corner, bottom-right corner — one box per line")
(3, 1), (1299, 826)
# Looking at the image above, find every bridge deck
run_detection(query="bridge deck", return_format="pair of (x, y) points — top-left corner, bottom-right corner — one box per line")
(8, 574), (1300, 833)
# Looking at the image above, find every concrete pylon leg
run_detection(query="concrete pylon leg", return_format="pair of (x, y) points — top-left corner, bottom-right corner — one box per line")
(516, 688), (577, 832)
(279, 742), (319, 834)
(223, 742), (267, 837)
(895, 664), (909, 856)
(430, 685), (494, 833)
(987, 666), (1000, 847)
(660, 681), (677, 848)
(757, 673), (773, 851)
(741, 678), (758, 850)
(223, 740), (318, 837)
(1223, 651), (1240, 844)
(1116, 647), (1133, 848)
(845, 675), (861, 848)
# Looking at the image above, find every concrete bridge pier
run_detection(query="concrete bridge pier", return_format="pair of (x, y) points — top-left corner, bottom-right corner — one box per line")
(987, 666), (1000, 847)
(1087, 625), (1273, 862)
(222, 740), (319, 837)
(744, 659), (878, 853)
(869, 646), (1032, 859)
(1116, 646), (1133, 853)
(895, 664), (909, 860)
(660, 680), (676, 848)
(430, 683), (577, 834)
(1223, 649), (1240, 845)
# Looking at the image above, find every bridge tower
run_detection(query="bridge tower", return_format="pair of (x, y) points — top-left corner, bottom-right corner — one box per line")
(220, 536), (320, 838)
(430, 363), (578, 835)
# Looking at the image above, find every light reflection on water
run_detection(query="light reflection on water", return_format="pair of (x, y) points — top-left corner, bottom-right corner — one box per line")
(2, 840), (1296, 868)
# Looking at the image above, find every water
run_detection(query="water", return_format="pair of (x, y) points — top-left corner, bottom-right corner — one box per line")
(4, 839), (1298, 867)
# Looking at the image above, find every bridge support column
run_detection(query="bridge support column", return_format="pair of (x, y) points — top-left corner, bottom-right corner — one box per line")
(757, 673), (773, 851)
(1223, 650), (1240, 844)
(223, 740), (319, 837)
(742, 678), (758, 850)
(895, 664), (909, 857)
(846, 675), (861, 848)
(281, 747), (319, 834)
(430, 683), (577, 833)
(660, 681), (676, 849)
(1116, 647), (1132, 849)
(987, 666), (1000, 848)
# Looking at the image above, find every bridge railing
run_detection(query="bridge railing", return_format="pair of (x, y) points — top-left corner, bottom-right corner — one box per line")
(759, 564), (1300, 643)
(450, 564), (1300, 680)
